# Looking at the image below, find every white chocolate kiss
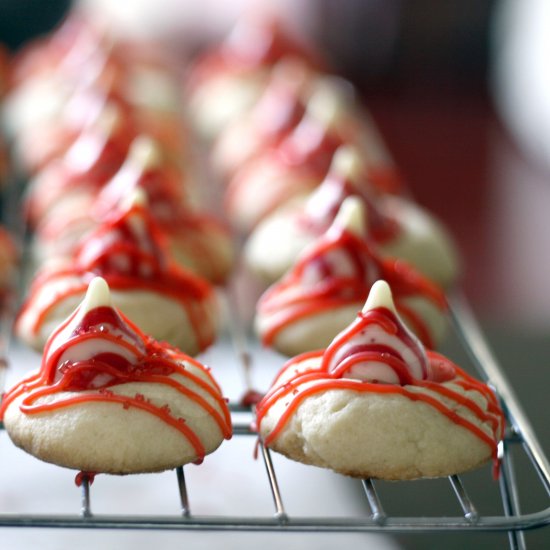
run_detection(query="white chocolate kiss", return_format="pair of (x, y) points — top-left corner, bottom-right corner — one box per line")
(268, 57), (311, 93)
(300, 197), (368, 287)
(301, 197), (373, 287)
(331, 146), (363, 185)
(301, 146), (369, 230)
(362, 279), (397, 314)
(329, 195), (367, 238)
(83, 276), (112, 311)
(305, 78), (348, 130)
(45, 277), (145, 381)
(118, 186), (148, 215)
(93, 135), (165, 219)
(325, 280), (429, 384)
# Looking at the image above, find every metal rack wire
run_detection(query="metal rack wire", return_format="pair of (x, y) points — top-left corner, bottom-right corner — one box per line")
(0, 291), (548, 550)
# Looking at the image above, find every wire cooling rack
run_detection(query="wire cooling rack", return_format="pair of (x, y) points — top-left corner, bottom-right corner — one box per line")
(0, 288), (549, 550)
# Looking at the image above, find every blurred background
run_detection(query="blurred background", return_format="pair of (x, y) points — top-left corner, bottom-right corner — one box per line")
(0, 0), (548, 548)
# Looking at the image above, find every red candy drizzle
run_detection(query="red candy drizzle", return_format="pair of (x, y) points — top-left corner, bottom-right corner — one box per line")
(258, 226), (446, 348)
(298, 162), (400, 243)
(225, 108), (342, 226)
(1, 302), (232, 462)
(19, 199), (215, 350)
(322, 307), (430, 382)
(92, 140), (230, 284)
(256, 348), (504, 470)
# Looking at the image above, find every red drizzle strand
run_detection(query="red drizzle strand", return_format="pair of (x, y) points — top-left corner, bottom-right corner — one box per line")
(257, 226), (446, 348)
(1, 300), (232, 463)
(256, 348), (504, 472)
(17, 197), (216, 351)
(297, 160), (400, 243)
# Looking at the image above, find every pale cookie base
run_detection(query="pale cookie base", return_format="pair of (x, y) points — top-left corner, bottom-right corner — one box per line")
(3, 371), (228, 474)
(260, 387), (494, 480)
(379, 197), (461, 289)
(255, 304), (361, 357)
(244, 202), (310, 283)
(244, 196), (461, 288)
(226, 157), (318, 233)
(211, 113), (264, 178)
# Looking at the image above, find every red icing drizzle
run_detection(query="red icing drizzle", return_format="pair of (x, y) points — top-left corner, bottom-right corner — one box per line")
(322, 307), (430, 381)
(91, 146), (231, 284)
(276, 114), (342, 177)
(257, 228), (446, 348)
(18, 201), (215, 351)
(58, 108), (134, 188)
(75, 471), (96, 487)
(36, 140), (231, 283)
(256, 348), (504, 471)
(2, 302), (232, 462)
(225, 105), (343, 225)
(251, 75), (306, 145)
(92, 145), (186, 223)
(21, 78), (134, 175)
(297, 165), (400, 243)
(24, 106), (135, 226)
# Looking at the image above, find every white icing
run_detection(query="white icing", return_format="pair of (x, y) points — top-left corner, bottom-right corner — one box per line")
(326, 280), (429, 383)
(363, 279), (397, 314)
(45, 278), (146, 375)
(82, 276), (111, 311)
(329, 196), (366, 238)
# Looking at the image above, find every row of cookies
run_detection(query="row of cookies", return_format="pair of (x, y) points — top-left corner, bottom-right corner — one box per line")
(183, 15), (504, 480)
(0, 12), (505, 483)
(185, 16), (459, 356)
(2, 14), (236, 354)
(0, 14), (233, 474)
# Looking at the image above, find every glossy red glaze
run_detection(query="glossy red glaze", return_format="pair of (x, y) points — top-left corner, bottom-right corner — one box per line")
(2, 297), (231, 462)
(18, 201), (215, 350)
(258, 227), (446, 348)
(256, 345), (504, 469)
(297, 163), (400, 242)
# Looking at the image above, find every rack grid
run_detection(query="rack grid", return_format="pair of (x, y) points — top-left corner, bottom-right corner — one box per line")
(0, 291), (548, 550)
